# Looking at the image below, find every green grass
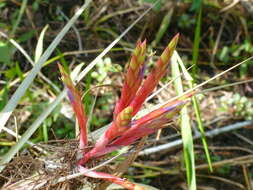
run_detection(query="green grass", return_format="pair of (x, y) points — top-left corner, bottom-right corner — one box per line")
(171, 53), (196, 190)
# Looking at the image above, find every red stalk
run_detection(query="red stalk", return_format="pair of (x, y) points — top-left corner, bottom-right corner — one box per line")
(78, 165), (146, 190)
(58, 64), (88, 149)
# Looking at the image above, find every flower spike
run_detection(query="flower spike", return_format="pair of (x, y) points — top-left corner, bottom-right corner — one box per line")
(130, 34), (179, 115)
(58, 64), (88, 149)
(113, 40), (147, 117)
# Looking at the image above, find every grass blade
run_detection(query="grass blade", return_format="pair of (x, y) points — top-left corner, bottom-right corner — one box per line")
(151, 8), (174, 47)
(176, 51), (213, 172)
(35, 25), (49, 63)
(171, 53), (196, 190)
(192, 5), (202, 76)
(10, 0), (27, 36)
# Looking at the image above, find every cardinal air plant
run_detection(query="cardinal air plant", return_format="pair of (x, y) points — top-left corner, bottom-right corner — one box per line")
(59, 34), (192, 190)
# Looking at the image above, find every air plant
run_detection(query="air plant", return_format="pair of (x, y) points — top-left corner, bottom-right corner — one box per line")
(59, 34), (193, 190)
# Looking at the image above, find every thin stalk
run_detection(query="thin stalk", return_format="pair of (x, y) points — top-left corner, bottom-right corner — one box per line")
(190, 82), (213, 172)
